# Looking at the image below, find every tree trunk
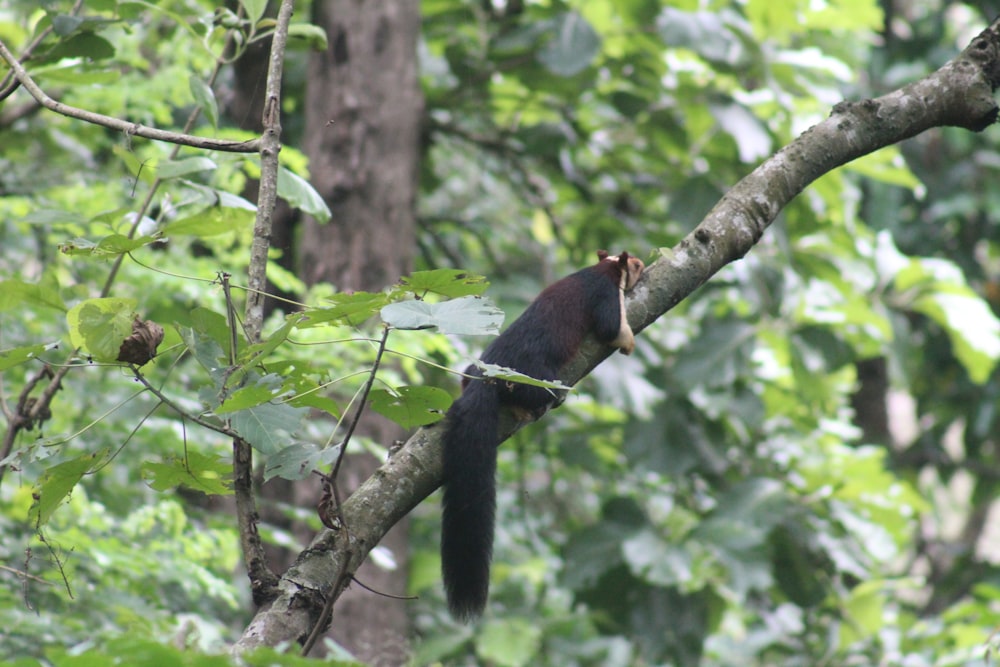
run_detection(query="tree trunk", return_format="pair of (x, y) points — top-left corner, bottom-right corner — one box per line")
(297, 2), (423, 663)
(300, 1), (422, 290)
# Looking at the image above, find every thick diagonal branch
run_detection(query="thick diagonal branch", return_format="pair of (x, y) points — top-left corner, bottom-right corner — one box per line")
(233, 16), (1000, 651)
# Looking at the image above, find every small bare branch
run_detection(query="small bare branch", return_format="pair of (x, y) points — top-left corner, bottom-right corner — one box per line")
(0, 38), (259, 154)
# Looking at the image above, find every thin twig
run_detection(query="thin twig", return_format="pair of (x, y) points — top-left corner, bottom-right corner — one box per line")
(329, 326), (392, 487)
(127, 365), (234, 437)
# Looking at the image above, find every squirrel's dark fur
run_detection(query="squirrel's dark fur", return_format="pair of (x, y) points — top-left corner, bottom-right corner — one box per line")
(441, 251), (645, 621)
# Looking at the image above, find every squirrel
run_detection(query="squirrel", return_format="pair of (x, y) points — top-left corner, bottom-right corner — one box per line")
(440, 250), (645, 621)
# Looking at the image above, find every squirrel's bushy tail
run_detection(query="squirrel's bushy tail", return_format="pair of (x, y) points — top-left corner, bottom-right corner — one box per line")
(441, 382), (500, 622)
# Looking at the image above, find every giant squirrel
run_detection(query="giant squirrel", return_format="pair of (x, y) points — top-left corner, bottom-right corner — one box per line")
(440, 250), (645, 621)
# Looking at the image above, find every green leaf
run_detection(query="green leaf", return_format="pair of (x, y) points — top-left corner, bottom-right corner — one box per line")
(839, 579), (886, 645)
(368, 386), (451, 428)
(189, 76), (220, 129)
(537, 12), (601, 77)
(656, 8), (750, 67)
(883, 242), (1000, 384)
(477, 618), (543, 667)
(562, 497), (645, 590)
(263, 442), (340, 481)
(381, 296), (504, 335)
(239, 314), (304, 366)
(228, 402), (307, 455)
(0, 279), (66, 312)
(472, 361), (568, 389)
(622, 529), (695, 587)
(30, 451), (107, 526)
(911, 289), (1000, 384)
(286, 23), (329, 51)
(399, 268), (489, 298)
(161, 207), (255, 238)
(845, 148), (921, 188)
(60, 233), (163, 257)
(47, 32), (116, 60)
(217, 374), (287, 414)
(177, 308), (232, 374)
(277, 166), (331, 222)
(0, 343), (58, 371)
(66, 297), (137, 362)
(299, 291), (389, 327)
(670, 318), (756, 390)
(51, 14), (85, 36)
(157, 156), (217, 180)
(141, 452), (233, 495)
(241, 0), (268, 24)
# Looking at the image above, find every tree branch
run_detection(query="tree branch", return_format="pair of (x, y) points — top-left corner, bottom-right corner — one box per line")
(0, 39), (259, 154)
(233, 0), (297, 606)
(233, 16), (1000, 650)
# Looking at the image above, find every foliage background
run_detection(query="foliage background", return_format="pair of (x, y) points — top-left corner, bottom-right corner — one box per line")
(3, 0), (1000, 665)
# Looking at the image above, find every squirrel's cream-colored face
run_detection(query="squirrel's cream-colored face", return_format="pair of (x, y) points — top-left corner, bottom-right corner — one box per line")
(621, 254), (644, 291)
(608, 252), (643, 291)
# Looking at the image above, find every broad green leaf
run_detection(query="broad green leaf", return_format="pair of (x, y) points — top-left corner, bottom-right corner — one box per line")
(239, 314), (304, 366)
(839, 579), (886, 645)
(156, 156), (217, 180)
(299, 291), (389, 327)
(263, 442), (340, 481)
(243, 645), (350, 667)
(161, 206), (255, 237)
(537, 12), (601, 77)
(911, 290), (1000, 384)
(622, 529), (693, 587)
(277, 166), (331, 222)
(282, 375), (341, 417)
(399, 269), (489, 298)
(286, 23), (329, 51)
(46, 32), (115, 60)
(189, 76), (220, 129)
(657, 8), (750, 67)
(0, 343), (57, 371)
(141, 452), (232, 495)
(412, 619), (474, 664)
(241, 0), (268, 24)
(709, 477), (788, 525)
(770, 524), (827, 607)
(30, 450), (107, 526)
(217, 374), (286, 414)
(709, 102), (771, 162)
(50, 14), (85, 35)
(228, 402), (307, 455)
(60, 233), (163, 257)
(381, 296), (504, 335)
(21, 208), (90, 225)
(112, 144), (155, 182)
(0, 279), (65, 312)
(845, 148), (921, 188)
(33, 67), (120, 85)
(216, 384), (279, 414)
(66, 297), (137, 362)
(177, 308), (232, 374)
(671, 319), (756, 390)
(562, 508), (644, 591)
(368, 386), (451, 428)
(477, 618), (543, 667)
(883, 243), (1000, 384)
